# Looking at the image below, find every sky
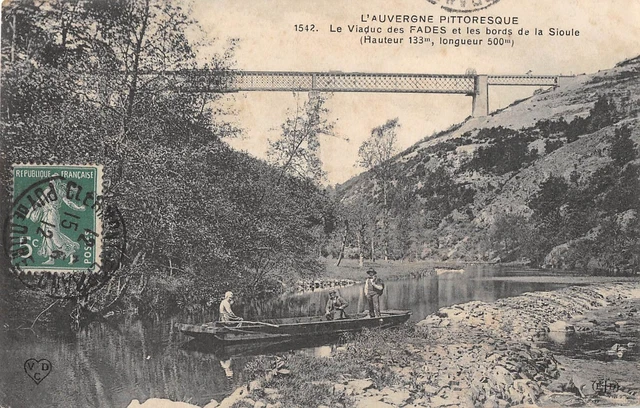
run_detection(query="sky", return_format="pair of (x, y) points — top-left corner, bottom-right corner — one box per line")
(190, 0), (640, 185)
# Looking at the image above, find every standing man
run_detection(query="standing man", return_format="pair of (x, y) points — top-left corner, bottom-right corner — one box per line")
(364, 268), (384, 317)
(219, 291), (243, 322)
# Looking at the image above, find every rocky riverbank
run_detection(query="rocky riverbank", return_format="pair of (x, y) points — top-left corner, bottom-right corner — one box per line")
(128, 282), (640, 408)
(414, 282), (640, 407)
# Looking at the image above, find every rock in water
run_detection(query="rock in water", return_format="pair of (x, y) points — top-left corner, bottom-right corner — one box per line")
(548, 320), (575, 332)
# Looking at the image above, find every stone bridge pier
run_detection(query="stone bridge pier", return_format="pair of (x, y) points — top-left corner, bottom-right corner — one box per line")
(472, 75), (489, 117)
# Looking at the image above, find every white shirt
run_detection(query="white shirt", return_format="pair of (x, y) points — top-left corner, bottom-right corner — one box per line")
(219, 298), (240, 321)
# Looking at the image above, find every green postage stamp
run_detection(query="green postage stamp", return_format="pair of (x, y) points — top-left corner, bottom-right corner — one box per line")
(10, 164), (103, 274)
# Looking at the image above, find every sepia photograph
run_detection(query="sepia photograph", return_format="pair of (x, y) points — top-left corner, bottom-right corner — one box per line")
(1, 0), (639, 407)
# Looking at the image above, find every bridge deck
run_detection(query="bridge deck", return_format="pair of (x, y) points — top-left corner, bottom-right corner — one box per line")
(169, 70), (560, 94)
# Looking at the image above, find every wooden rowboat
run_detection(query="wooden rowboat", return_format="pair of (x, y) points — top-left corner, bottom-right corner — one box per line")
(177, 310), (411, 344)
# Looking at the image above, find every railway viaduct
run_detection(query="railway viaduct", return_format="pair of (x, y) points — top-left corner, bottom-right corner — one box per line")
(169, 70), (573, 117)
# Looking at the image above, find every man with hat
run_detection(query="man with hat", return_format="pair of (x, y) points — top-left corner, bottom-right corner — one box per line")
(364, 268), (384, 317)
(325, 289), (349, 320)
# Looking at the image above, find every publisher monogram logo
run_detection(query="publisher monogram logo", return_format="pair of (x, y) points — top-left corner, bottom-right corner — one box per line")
(592, 378), (620, 396)
(427, 0), (501, 12)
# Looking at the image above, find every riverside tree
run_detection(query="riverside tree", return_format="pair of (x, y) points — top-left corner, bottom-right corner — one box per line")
(267, 93), (334, 184)
(357, 118), (399, 261)
(265, 92), (337, 275)
(340, 195), (374, 267)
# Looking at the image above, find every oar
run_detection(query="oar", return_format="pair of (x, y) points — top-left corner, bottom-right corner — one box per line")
(203, 320), (280, 328)
(242, 320), (280, 328)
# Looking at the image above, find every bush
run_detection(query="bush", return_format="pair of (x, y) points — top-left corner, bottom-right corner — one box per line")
(610, 125), (637, 167)
(545, 139), (565, 153)
(467, 135), (537, 175)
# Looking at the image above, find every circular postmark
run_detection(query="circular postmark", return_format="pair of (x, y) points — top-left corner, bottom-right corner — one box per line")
(2, 165), (126, 299)
(427, 0), (500, 13)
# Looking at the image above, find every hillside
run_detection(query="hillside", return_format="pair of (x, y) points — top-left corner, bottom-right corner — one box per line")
(335, 56), (640, 273)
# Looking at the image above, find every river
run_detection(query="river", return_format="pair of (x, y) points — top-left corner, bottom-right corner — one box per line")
(0, 266), (573, 408)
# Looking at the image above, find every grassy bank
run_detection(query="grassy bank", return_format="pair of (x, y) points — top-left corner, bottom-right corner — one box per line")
(221, 325), (429, 408)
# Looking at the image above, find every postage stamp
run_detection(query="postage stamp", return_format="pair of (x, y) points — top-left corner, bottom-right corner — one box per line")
(8, 164), (103, 274)
(427, 0), (501, 12)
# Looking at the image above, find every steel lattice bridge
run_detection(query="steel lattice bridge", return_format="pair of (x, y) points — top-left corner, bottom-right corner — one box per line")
(167, 70), (571, 117)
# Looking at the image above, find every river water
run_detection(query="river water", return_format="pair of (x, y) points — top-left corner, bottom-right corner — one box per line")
(0, 266), (571, 408)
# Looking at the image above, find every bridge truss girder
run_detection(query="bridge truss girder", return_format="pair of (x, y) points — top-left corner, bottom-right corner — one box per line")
(169, 70), (564, 117)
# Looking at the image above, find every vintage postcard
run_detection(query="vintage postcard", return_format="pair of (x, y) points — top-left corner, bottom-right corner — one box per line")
(1, 0), (639, 407)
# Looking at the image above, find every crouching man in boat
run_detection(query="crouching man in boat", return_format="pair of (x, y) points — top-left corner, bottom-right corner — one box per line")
(219, 291), (243, 322)
(364, 268), (384, 318)
(325, 290), (349, 320)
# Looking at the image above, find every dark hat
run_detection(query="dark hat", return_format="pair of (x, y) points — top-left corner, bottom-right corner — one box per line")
(366, 268), (377, 276)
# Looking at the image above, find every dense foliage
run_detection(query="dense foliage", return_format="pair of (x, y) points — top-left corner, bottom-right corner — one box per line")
(1, 0), (333, 321)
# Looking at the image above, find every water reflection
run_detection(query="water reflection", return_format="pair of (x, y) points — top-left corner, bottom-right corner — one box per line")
(180, 334), (343, 360)
(0, 318), (240, 408)
(0, 266), (570, 407)
(542, 329), (640, 362)
(547, 330), (570, 344)
(219, 359), (233, 378)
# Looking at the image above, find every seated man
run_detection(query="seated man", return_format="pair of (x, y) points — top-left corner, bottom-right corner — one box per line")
(219, 291), (243, 322)
(325, 290), (349, 320)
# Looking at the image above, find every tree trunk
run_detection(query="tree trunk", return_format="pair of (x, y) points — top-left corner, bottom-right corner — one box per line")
(383, 181), (389, 262)
(335, 220), (349, 266)
(371, 232), (375, 263)
(11, 14), (16, 63)
(356, 230), (364, 267)
(124, 0), (150, 135)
